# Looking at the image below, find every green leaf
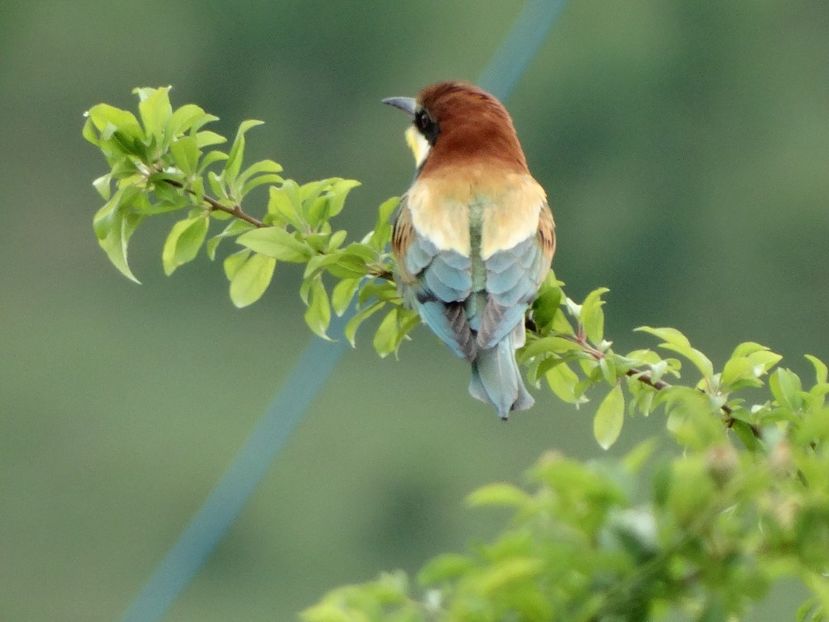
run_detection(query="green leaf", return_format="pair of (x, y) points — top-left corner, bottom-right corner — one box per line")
(170, 135), (200, 175)
(207, 219), (255, 260)
(223, 249), (251, 281)
(531, 284), (563, 332)
(207, 170), (227, 199)
(803, 574), (829, 621)
(92, 186), (143, 283)
(168, 103), (212, 137)
(659, 387), (721, 448)
(769, 368), (803, 411)
(236, 227), (311, 262)
(580, 287), (609, 343)
(417, 553), (474, 586)
(85, 103), (144, 141)
(475, 558), (544, 596)
(796, 598), (824, 622)
(636, 325), (714, 379)
(134, 86), (172, 143)
(551, 307), (575, 336)
(303, 253), (345, 279)
(546, 362), (587, 405)
(805, 354), (829, 386)
(97, 210), (143, 283)
(466, 483), (532, 508)
(237, 159), (283, 184)
(667, 458), (714, 526)
(81, 117), (99, 146)
(92, 174), (112, 200)
(332, 277), (361, 316)
(224, 119), (264, 187)
(328, 179), (361, 217)
(519, 336), (581, 360)
(372, 308), (401, 358)
(344, 302), (385, 347)
(723, 343), (781, 387)
(196, 132), (227, 149)
(304, 277), (332, 339)
(300, 602), (350, 622)
(731, 341), (770, 358)
(238, 160), (284, 197)
(593, 384), (625, 449)
(721, 357), (764, 391)
(151, 180), (189, 210)
(242, 174), (283, 198)
(199, 150), (229, 174)
(229, 252), (276, 308)
(599, 356), (617, 386)
(267, 183), (304, 228)
(368, 196), (400, 250)
(328, 230), (348, 251)
(162, 215), (209, 275)
(621, 438), (658, 473)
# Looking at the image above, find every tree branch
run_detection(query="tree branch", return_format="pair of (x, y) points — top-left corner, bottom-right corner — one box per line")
(562, 334), (763, 439)
(157, 171), (760, 443)
(161, 178), (265, 228)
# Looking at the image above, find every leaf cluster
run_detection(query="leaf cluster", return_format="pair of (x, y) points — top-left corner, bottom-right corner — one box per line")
(84, 87), (417, 352)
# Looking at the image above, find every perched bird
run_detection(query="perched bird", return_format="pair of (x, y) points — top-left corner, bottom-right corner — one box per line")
(383, 81), (555, 420)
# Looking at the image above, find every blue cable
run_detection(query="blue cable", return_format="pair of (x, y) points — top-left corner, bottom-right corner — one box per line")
(120, 1), (568, 620)
(480, 0), (568, 100)
(120, 315), (350, 622)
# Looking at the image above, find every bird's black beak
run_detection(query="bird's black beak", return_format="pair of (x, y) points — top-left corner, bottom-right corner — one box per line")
(382, 96), (417, 118)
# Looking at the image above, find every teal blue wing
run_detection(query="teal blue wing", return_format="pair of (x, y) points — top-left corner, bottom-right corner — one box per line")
(477, 205), (555, 350)
(392, 200), (477, 360)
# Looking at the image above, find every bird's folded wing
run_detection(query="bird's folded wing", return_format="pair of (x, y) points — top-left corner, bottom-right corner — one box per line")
(392, 198), (476, 360)
(478, 203), (555, 349)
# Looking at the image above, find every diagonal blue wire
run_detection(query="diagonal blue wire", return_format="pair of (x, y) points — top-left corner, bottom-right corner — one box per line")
(480, 0), (568, 100)
(120, 2), (567, 621)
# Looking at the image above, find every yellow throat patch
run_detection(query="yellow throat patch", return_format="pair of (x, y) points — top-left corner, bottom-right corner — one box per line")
(405, 126), (431, 168)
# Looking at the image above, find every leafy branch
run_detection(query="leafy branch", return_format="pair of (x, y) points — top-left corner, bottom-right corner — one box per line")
(85, 87), (829, 620)
(161, 177), (266, 228)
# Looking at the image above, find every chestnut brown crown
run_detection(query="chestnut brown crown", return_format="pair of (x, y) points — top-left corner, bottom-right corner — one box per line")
(415, 81), (529, 175)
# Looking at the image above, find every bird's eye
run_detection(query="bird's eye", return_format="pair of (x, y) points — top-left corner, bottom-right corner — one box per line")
(415, 110), (431, 133)
(414, 109), (439, 144)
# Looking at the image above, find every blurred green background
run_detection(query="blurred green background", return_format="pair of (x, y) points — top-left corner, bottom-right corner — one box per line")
(1, 1), (827, 620)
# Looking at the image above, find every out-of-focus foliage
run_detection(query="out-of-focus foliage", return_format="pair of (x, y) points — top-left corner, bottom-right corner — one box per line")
(86, 88), (829, 620)
(304, 417), (829, 621)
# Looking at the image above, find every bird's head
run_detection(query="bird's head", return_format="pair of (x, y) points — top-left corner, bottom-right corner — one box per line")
(383, 81), (528, 176)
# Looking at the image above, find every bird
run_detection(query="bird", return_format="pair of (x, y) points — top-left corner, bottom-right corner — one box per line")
(383, 81), (555, 420)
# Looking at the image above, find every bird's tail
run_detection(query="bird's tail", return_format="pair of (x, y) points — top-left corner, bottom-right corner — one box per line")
(468, 323), (534, 420)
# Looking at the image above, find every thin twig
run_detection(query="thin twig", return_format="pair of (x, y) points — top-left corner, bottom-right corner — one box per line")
(368, 266), (394, 281)
(161, 176), (397, 283)
(161, 178), (265, 228)
(623, 367), (670, 391)
(562, 334), (762, 439)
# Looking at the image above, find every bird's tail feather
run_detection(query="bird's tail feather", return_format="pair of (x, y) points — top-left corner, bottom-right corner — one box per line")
(468, 324), (533, 419)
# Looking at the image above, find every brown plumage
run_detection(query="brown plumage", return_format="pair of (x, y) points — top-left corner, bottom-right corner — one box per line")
(417, 82), (529, 177)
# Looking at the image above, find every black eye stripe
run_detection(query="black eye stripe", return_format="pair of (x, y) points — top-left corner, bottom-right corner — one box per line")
(414, 109), (439, 145)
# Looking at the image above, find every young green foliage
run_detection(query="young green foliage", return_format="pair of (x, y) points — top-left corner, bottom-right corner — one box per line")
(85, 89), (829, 619)
(84, 87), (407, 352)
